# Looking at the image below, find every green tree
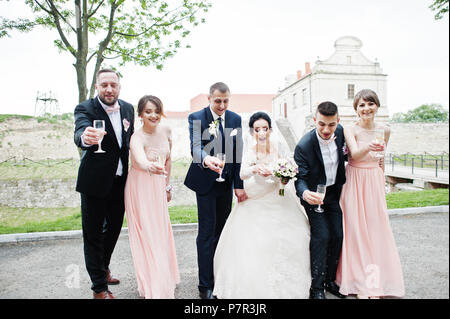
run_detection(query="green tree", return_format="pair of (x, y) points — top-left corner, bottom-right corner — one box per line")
(429, 0), (449, 20)
(391, 104), (449, 123)
(0, 0), (211, 103)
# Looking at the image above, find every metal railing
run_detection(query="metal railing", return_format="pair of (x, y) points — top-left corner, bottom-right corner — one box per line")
(0, 156), (78, 167)
(384, 152), (449, 177)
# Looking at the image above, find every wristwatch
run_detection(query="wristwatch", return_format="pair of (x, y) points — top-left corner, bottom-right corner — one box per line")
(165, 184), (173, 193)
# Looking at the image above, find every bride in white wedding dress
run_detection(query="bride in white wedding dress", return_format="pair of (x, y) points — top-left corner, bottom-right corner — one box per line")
(213, 112), (311, 299)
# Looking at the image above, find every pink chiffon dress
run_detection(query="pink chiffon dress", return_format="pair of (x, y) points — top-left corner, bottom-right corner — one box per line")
(336, 128), (405, 297)
(124, 126), (180, 298)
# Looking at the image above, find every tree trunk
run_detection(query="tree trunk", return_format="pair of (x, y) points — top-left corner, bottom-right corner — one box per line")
(88, 55), (104, 99)
(88, 2), (119, 98)
(75, 61), (88, 103)
(74, 0), (89, 103)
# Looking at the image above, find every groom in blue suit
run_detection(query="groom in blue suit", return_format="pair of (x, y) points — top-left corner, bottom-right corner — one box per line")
(184, 82), (248, 299)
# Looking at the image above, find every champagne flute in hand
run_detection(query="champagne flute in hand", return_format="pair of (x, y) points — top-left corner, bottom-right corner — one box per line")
(374, 128), (385, 158)
(157, 151), (167, 178)
(149, 150), (166, 177)
(314, 184), (326, 213)
(216, 153), (226, 182)
(93, 120), (106, 153)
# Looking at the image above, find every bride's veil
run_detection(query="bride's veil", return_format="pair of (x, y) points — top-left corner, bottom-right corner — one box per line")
(269, 124), (292, 159)
(241, 111), (292, 163)
(241, 111), (303, 212)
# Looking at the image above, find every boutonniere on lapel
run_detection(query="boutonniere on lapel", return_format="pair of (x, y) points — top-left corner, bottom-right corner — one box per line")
(123, 118), (130, 132)
(208, 119), (220, 138)
(342, 142), (349, 155)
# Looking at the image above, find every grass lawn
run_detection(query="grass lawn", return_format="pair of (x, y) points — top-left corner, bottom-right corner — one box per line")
(0, 205), (197, 234)
(385, 188), (449, 209)
(0, 158), (190, 181)
(0, 189), (447, 234)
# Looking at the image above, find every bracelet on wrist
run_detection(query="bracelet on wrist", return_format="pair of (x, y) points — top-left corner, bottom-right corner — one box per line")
(165, 184), (173, 193)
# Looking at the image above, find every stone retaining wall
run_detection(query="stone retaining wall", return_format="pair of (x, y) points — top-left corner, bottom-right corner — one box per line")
(0, 178), (196, 208)
(386, 123), (449, 154)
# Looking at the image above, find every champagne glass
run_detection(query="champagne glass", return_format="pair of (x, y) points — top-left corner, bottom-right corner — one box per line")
(264, 162), (276, 184)
(93, 120), (106, 153)
(157, 151), (167, 177)
(373, 128), (385, 158)
(314, 184), (326, 213)
(149, 149), (166, 177)
(216, 153), (226, 182)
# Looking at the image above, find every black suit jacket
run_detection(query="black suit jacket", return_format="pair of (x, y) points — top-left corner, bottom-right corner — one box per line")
(294, 124), (346, 209)
(184, 106), (244, 195)
(74, 97), (135, 198)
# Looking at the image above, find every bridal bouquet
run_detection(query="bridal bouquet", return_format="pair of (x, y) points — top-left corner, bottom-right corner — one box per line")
(273, 158), (298, 196)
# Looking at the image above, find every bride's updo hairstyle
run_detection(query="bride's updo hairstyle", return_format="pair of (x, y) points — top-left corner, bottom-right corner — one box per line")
(248, 111), (272, 133)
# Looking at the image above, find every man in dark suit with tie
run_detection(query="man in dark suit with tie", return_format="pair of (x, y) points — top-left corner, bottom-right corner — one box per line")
(294, 101), (347, 299)
(74, 69), (134, 299)
(184, 82), (248, 299)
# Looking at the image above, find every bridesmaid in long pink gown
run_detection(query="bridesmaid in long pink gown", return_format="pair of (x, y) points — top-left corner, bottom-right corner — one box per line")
(124, 95), (180, 298)
(336, 89), (405, 299)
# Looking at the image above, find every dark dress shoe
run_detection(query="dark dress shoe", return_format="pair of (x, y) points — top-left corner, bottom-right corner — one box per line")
(93, 290), (115, 299)
(309, 289), (326, 299)
(199, 288), (216, 299)
(106, 269), (120, 285)
(325, 282), (347, 299)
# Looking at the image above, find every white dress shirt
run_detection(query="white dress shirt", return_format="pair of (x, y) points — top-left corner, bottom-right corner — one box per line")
(209, 105), (225, 124)
(316, 131), (339, 187)
(202, 106), (226, 168)
(82, 97), (123, 176)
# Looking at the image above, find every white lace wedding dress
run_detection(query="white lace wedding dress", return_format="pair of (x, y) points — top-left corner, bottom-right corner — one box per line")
(213, 144), (311, 299)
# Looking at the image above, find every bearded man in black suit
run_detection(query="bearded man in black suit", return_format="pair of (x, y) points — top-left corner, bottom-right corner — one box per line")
(74, 69), (135, 299)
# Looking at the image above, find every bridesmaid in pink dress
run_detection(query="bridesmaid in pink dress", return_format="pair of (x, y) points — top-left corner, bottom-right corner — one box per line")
(336, 89), (405, 299)
(124, 95), (180, 298)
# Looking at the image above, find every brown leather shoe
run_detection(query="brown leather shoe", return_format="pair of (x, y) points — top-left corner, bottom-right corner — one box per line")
(106, 290), (116, 299)
(93, 290), (115, 299)
(106, 269), (120, 285)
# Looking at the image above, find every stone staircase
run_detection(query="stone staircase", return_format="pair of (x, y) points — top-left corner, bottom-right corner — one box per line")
(275, 118), (299, 152)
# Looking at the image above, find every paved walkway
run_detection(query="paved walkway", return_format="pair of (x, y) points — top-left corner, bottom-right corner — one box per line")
(0, 209), (448, 299)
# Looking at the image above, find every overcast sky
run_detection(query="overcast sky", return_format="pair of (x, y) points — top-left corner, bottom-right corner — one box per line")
(0, 0), (448, 116)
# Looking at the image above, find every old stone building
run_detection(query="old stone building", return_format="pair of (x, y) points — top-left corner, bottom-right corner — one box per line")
(272, 35), (389, 147)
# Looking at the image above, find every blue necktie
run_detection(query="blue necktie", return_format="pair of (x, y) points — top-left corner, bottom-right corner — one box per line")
(218, 117), (226, 155)
(218, 116), (224, 137)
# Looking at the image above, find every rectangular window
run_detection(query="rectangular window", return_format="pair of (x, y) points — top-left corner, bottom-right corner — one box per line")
(293, 93), (297, 109)
(347, 84), (355, 99)
(302, 88), (307, 105)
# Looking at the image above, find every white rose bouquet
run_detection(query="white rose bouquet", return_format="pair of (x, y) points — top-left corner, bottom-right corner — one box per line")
(273, 158), (298, 196)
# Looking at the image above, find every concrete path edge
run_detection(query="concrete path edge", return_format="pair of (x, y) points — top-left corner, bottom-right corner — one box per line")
(0, 206), (448, 244)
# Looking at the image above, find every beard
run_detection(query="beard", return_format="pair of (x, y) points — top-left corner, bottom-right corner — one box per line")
(99, 95), (118, 106)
